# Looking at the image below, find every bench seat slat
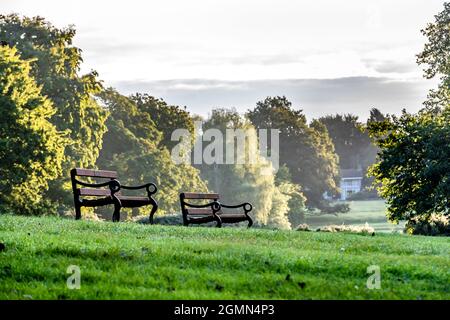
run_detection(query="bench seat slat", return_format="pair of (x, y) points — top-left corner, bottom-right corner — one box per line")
(186, 208), (214, 215)
(78, 188), (112, 196)
(73, 168), (118, 179)
(118, 196), (149, 201)
(218, 213), (247, 219)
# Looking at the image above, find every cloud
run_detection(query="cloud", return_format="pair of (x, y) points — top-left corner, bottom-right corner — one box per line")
(110, 77), (437, 120)
(362, 58), (418, 75)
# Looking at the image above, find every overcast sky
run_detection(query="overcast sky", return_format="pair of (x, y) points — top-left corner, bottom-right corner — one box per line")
(1, 0), (445, 120)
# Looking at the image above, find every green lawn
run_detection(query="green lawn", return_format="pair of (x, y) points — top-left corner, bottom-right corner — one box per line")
(306, 200), (405, 233)
(0, 214), (449, 299)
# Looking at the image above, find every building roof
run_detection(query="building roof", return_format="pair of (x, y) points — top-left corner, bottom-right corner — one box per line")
(340, 168), (363, 179)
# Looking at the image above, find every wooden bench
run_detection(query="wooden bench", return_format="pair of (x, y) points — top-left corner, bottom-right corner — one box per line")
(70, 168), (158, 222)
(179, 193), (253, 228)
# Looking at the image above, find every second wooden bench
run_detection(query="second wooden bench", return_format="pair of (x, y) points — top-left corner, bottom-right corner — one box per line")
(180, 192), (253, 228)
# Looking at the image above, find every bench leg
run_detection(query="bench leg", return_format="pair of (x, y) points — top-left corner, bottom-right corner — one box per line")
(149, 201), (158, 225)
(112, 203), (121, 222)
(247, 216), (253, 228)
(75, 204), (81, 220)
(215, 216), (222, 228)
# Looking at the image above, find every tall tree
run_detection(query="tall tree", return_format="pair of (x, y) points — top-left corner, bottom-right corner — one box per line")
(368, 3), (450, 228)
(368, 108), (449, 223)
(416, 2), (450, 109)
(198, 108), (306, 229)
(247, 96), (340, 210)
(318, 111), (383, 195)
(0, 46), (66, 214)
(0, 14), (108, 207)
(130, 93), (195, 151)
(97, 89), (208, 217)
(318, 114), (373, 170)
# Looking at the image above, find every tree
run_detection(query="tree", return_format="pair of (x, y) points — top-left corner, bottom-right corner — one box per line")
(275, 165), (307, 227)
(247, 96), (340, 210)
(368, 108), (449, 223)
(96, 89), (208, 217)
(318, 111), (382, 195)
(416, 2), (450, 109)
(0, 14), (108, 207)
(0, 46), (66, 214)
(198, 108), (306, 229)
(367, 3), (450, 227)
(130, 93), (195, 151)
(318, 114), (373, 170)
(368, 108), (387, 123)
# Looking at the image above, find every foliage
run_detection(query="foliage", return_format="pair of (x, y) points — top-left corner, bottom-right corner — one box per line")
(296, 223), (312, 231)
(318, 111), (383, 193)
(0, 46), (66, 214)
(318, 113), (374, 170)
(1, 215), (449, 299)
(367, 4), (450, 229)
(316, 223), (375, 235)
(416, 2), (450, 109)
(199, 109), (293, 229)
(130, 93), (195, 150)
(346, 189), (380, 201)
(96, 89), (208, 216)
(367, 107), (450, 223)
(405, 214), (450, 236)
(0, 14), (108, 207)
(247, 96), (340, 210)
(319, 203), (350, 215)
(275, 165), (307, 226)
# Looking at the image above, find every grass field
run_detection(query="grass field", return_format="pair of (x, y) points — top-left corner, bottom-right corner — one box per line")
(0, 214), (449, 299)
(306, 200), (405, 233)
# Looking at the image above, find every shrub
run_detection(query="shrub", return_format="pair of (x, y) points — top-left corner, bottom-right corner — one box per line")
(347, 189), (380, 201)
(316, 223), (375, 235)
(405, 214), (450, 236)
(319, 202), (350, 215)
(296, 224), (311, 231)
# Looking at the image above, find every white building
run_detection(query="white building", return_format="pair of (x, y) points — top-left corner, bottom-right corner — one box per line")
(339, 169), (363, 200)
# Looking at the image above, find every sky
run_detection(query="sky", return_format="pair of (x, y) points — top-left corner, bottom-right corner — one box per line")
(1, 0), (445, 120)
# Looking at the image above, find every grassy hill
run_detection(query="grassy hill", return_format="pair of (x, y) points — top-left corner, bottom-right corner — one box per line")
(0, 214), (448, 299)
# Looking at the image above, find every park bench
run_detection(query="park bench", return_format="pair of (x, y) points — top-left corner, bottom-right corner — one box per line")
(179, 192), (253, 228)
(70, 168), (158, 222)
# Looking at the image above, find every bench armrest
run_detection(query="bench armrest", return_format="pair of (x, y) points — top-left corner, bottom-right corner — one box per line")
(221, 202), (253, 215)
(183, 200), (221, 213)
(73, 178), (121, 193)
(121, 183), (157, 196)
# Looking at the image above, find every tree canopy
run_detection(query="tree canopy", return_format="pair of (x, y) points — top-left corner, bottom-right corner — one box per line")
(0, 14), (108, 206)
(197, 108), (306, 229)
(247, 96), (340, 210)
(318, 113), (374, 170)
(368, 3), (450, 227)
(96, 89), (208, 217)
(368, 108), (449, 222)
(0, 46), (66, 214)
(416, 2), (450, 109)
(130, 93), (195, 151)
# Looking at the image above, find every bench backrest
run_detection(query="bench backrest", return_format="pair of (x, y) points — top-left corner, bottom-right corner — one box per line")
(71, 168), (119, 197)
(180, 193), (220, 216)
